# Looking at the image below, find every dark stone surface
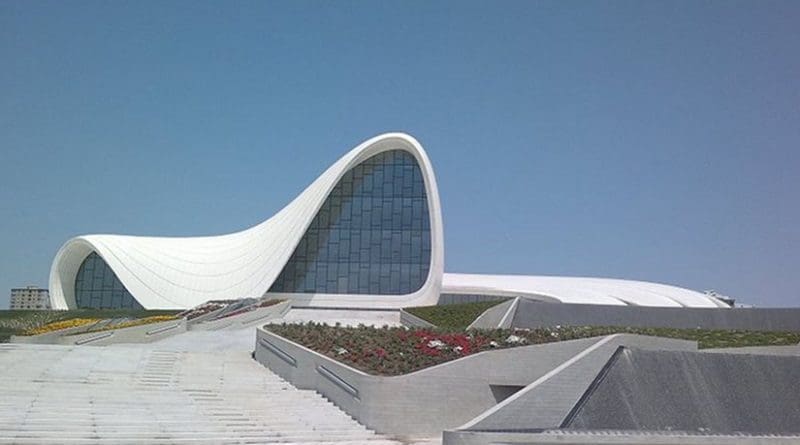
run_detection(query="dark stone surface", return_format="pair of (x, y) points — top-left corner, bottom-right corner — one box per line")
(565, 348), (800, 433)
(513, 299), (800, 331)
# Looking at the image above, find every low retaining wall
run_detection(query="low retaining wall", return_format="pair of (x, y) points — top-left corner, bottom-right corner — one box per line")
(563, 348), (800, 433)
(10, 323), (101, 344)
(703, 345), (800, 356)
(445, 347), (800, 445)
(442, 430), (800, 445)
(468, 298), (518, 330)
(399, 309), (436, 328)
(190, 301), (291, 331)
(458, 336), (695, 433)
(185, 306), (228, 326)
(445, 337), (697, 445)
(402, 298), (516, 330)
(254, 327), (695, 438)
(513, 299), (800, 331)
(11, 318), (187, 346)
(438, 293), (512, 305)
(57, 318), (187, 345)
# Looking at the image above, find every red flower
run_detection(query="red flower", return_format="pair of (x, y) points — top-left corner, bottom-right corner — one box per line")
(413, 330), (434, 339)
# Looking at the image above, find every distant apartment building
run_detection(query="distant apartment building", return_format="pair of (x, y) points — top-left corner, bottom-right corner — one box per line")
(10, 286), (51, 310)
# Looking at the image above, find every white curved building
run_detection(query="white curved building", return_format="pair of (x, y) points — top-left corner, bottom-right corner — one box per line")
(442, 273), (727, 307)
(49, 133), (728, 310)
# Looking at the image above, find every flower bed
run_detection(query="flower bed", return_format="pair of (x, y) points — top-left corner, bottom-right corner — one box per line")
(1, 311), (69, 341)
(267, 323), (578, 375)
(265, 323), (800, 376)
(1, 309), (183, 341)
(178, 300), (237, 320)
(23, 318), (100, 336)
(215, 299), (284, 320)
(71, 315), (179, 334)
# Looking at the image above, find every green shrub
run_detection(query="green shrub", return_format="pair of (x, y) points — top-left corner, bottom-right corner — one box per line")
(405, 300), (507, 330)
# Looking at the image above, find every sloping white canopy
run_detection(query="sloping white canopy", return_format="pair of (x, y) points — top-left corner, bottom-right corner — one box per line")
(442, 273), (728, 307)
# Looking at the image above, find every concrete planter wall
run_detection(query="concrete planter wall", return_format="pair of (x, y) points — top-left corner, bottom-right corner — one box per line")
(457, 336), (695, 434)
(190, 301), (291, 331)
(467, 298), (518, 330)
(10, 318), (187, 346)
(401, 298), (517, 330)
(254, 327), (695, 438)
(446, 342), (800, 445)
(438, 294), (509, 306)
(56, 318), (187, 346)
(399, 309), (436, 328)
(513, 299), (800, 331)
(442, 430), (800, 445)
(185, 306), (228, 326)
(10, 323), (101, 344)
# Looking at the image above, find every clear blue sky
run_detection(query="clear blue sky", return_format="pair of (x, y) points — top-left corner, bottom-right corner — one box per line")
(1, 1), (798, 308)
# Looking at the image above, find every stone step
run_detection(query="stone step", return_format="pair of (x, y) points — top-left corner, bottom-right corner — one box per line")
(0, 437), (395, 444)
(0, 421), (367, 429)
(0, 439), (400, 445)
(0, 342), (403, 445)
(0, 430), (380, 438)
(0, 406), (350, 416)
(0, 423), (364, 429)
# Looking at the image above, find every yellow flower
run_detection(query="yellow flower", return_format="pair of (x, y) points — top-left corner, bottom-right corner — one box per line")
(24, 318), (100, 335)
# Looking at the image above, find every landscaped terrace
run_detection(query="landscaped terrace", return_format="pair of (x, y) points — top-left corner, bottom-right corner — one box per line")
(266, 323), (800, 376)
(0, 309), (182, 341)
(266, 300), (800, 376)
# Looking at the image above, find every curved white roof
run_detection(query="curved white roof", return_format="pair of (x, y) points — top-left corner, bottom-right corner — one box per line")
(442, 273), (728, 308)
(49, 132), (727, 310)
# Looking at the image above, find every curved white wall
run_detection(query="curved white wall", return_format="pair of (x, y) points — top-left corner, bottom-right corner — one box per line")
(49, 133), (445, 309)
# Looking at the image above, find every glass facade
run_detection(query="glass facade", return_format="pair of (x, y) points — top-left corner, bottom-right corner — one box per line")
(269, 149), (432, 295)
(74, 252), (143, 309)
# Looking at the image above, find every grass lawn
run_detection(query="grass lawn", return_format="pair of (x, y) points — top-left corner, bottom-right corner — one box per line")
(266, 323), (800, 376)
(404, 300), (508, 330)
(0, 309), (182, 342)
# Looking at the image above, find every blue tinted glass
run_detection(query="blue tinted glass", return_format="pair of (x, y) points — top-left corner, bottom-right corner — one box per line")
(74, 252), (142, 309)
(269, 150), (432, 295)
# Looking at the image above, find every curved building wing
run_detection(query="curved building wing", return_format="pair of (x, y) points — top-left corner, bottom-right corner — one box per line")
(49, 133), (727, 310)
(49, 133), (445, 309)
(442, 273), (728, 308)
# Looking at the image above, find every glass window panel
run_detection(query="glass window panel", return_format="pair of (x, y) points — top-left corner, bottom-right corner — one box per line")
(74, 252), (142, 309)
(269, 150), (432, 295)
(102, 270), (114, 287)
